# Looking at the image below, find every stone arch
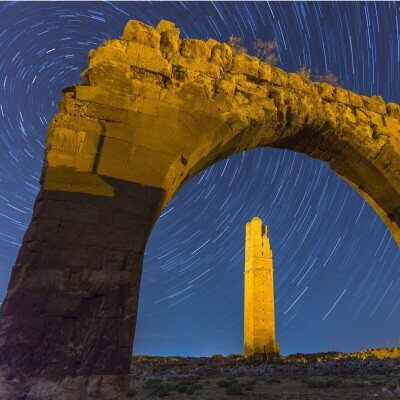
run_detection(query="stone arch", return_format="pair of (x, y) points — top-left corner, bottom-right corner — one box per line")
(0, 19), (399, 399)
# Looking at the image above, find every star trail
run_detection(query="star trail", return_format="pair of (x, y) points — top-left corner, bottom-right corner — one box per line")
(0, 1), (399, 357)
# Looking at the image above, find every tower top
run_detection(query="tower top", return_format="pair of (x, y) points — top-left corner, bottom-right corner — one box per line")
(247, 216), (269, 237)
(245, 217), (272, 262)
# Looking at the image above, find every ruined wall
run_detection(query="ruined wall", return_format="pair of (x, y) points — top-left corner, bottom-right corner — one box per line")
(0, 18), (399, 399)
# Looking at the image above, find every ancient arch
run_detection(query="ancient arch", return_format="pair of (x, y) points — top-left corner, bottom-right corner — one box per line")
(0, 19), (399, 399)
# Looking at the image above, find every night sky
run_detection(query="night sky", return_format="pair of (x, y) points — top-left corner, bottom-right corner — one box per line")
(0, 1), (399, 357)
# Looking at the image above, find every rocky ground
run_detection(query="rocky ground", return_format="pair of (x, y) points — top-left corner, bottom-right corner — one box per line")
(127, 348), (400, 399)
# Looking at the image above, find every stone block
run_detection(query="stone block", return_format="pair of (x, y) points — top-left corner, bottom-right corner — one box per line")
(386, 103), (400, 119)
(156, 19), (177, 32)
(138, 81), (162, 100)
(22, 217), (61, 244)
(87, 63), (131, 93)
(107, 226), (147, 252)
(9, 316), (47, 349)
(334, 87), (350, 104)
(356, 108), (370, 123)
(1, 289), (47, 316)
(122, 145), (175, 188)
(316, 82), (334, 101)
(160, 29), (181, 55)
(102, 249), (143, 272)
(180, 39), (211, 60)
(94, 136), (133, 180)
(372, 95), (385, 104)
(43, 167), (115, 198)
(349, 91), (363, 108)
(127, 42), (172, 78)
(24, 267), (70, 291)
(122, 20), (160, 48)
(231, 53), (259, 78)
(173, 56), (221, 79)
(45, 291), (82, 318)
(102, 176), (164, 205)
(362, 95), (386, 114)
(89, 41), (128, 66)
(215, 79), (235, 95)
(96, 207), (115, 226)
(117, 316), (135, 348)
(75, 85), (110, 104)
(114, 194), (156, 220)
(58, 114), (103, 138)
(209, 43), (233, 69)
(112, 210), (148, 232)
(119, 283), (137, 314)
(288, 73), (305, 91)
(35, 198), (100, 224)
(59, 220), (111, 248)
(86, 102), (128, 123)
(58, 97), (89, 118)
(28, 241), (104, 269)
(86, 270), (132, 292)
(270, 67), (288, 87)
(99, 292), (121, 318)
(206, 38), (219, 48)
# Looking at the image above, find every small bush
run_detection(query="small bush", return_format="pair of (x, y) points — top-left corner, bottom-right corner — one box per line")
(216, 379), (232, 388)
(226, 382), (244, 395)
(297, 65), (312, 79)
(388, 383), (397, 391)
(302, 378), (339, 388)
(149, 384), (173, 398)
(228, 35), (247, 54)
(192, 383), (203, 390)
(143, 379), (162, 389)
(315, 71), (342, 87)
(174, 382), (187, 393)
(265, 378), (281, 384)
(172, 381), (202, 395)
(143, 380), (174, 398)
(253, 39), (280, 65)
(227, 353), (243, 359)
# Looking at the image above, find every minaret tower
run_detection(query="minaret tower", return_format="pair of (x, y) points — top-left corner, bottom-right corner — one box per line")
(244, 217), (279, 357)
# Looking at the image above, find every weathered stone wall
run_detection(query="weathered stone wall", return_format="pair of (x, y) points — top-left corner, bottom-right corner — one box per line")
(0, 18), (399, 399)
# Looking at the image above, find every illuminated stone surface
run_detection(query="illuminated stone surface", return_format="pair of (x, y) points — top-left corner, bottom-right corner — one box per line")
(0, 18), (399, 399)
(244, 217), (279, 357)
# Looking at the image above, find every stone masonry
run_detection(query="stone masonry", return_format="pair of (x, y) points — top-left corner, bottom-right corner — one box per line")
(244, 217), (279, 357)
(0, 18), (399, 399)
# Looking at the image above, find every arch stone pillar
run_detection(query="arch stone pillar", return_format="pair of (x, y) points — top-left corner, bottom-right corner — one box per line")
(0, 19), (399, 399)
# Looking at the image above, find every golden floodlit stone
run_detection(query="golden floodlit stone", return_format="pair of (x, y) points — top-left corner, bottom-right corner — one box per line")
(244, 217), (279, 358)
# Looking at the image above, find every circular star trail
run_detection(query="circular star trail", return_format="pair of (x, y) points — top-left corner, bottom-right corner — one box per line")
(0, 2), (399, 356)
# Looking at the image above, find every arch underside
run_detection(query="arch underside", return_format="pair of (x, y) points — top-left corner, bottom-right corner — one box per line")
(0, 19), (399, 399)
